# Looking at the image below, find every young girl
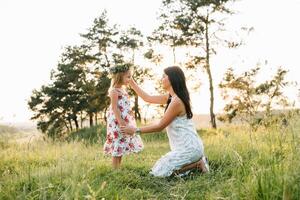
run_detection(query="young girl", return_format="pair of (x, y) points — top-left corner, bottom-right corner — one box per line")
(103, 64), (144, 169)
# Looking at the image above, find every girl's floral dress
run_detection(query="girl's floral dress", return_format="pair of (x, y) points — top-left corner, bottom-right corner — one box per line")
(103, 88), (144, 157)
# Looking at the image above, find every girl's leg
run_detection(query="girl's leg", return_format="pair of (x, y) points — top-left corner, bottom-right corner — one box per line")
(112, 156), (122, 169)
(118, 156), (122, 166)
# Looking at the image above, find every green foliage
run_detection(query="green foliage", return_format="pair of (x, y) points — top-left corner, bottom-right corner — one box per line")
(108, 63), (131, 74)
(28, 59), (94, 137)
(219, 66), (293, 128)
(115, 26), (153, 122)
(28, 10), (156, 137)
(80, 10), (119, 69)
(154, 0), (245, 129)
(143, 48), (163, 66)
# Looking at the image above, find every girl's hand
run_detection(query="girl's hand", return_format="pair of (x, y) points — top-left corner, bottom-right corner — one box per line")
(120, 125), (136, 136)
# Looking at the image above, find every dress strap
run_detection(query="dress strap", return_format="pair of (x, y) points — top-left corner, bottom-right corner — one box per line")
(111, 87), (124, 95)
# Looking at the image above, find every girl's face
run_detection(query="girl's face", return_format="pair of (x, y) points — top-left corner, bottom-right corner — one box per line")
(162, 73), (171, 90)
(122, 71), (132, 86)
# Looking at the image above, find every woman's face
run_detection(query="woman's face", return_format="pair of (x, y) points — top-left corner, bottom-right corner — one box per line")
(122, 71), (132, 85)
(162, 73), (171, 90)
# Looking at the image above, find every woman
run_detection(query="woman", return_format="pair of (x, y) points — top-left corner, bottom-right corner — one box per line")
(120, 66), (209, 177)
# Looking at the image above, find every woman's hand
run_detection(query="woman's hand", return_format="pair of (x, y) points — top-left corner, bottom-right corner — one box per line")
(120, 125), (136, 136)
(128, 77), (135, 87)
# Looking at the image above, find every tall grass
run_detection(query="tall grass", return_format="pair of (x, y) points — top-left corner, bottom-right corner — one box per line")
(0, 116), (299, 199)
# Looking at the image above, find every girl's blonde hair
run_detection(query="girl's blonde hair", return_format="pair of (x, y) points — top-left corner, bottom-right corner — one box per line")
(108, 63), (131, 91)
(110, 71), (127, 88)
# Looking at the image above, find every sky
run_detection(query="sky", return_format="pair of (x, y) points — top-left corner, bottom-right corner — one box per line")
(0, 0), (300, 124)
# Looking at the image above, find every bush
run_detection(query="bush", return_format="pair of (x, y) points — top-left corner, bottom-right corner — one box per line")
(66, 124), (107, 144)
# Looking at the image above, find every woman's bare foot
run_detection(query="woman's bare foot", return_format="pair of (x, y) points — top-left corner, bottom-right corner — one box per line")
(196, 157), (209, 173)
(173, 157), (209, 176)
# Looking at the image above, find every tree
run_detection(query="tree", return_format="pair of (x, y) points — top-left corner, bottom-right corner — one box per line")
(144, 48), (164, 67)
(117, 27), (152, 121)
(80, 10), (118, 70)
(143, 48), (166, 120)
(28, 82), (76, 138)
(93, 70), (111, 123)
(28, 45), (98, 136)
(148, 13), (185, 64)
(80, 10), (120, 123)
(219, 66), (291, 127)
(61, 45), (100, 127)
(156, 0), (249, 128)
(143, 48), (164, 95)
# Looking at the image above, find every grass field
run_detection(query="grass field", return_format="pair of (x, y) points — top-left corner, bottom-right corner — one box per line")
(1, 116), (300, 199)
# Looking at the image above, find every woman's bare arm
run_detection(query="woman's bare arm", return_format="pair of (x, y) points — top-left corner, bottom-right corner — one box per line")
(129, 79), (169, 104)
(121, 97), (183, 134)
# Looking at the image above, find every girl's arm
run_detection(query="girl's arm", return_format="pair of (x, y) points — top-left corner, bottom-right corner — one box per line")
(121, 97), (182, 134)
(110, 89), (126, 126)
(129, 79), (169, 104)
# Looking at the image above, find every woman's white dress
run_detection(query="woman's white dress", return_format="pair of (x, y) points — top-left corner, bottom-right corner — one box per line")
(150, 115), (204, 177)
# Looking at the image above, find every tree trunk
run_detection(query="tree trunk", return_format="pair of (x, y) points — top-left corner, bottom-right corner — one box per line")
(172, 46), (176, 64)
(89, 113), (94, 127)
(95, 112), (98, 125)
(80, 111), (83, 128)
(104, 106), (108, 123)
(205, 12), (217, 129)
(68, 119), (73, 131)
(134, 95), (141, 121)
(132, 49), (135, 64)
(63, 120), (70, 132)
(73, 116), (79, 131)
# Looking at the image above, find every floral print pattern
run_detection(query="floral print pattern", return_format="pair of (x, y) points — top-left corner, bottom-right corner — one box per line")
(103, 89), (144, 157)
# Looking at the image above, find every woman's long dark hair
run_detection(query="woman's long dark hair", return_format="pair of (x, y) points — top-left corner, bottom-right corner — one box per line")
(164, 66), (193, 119)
